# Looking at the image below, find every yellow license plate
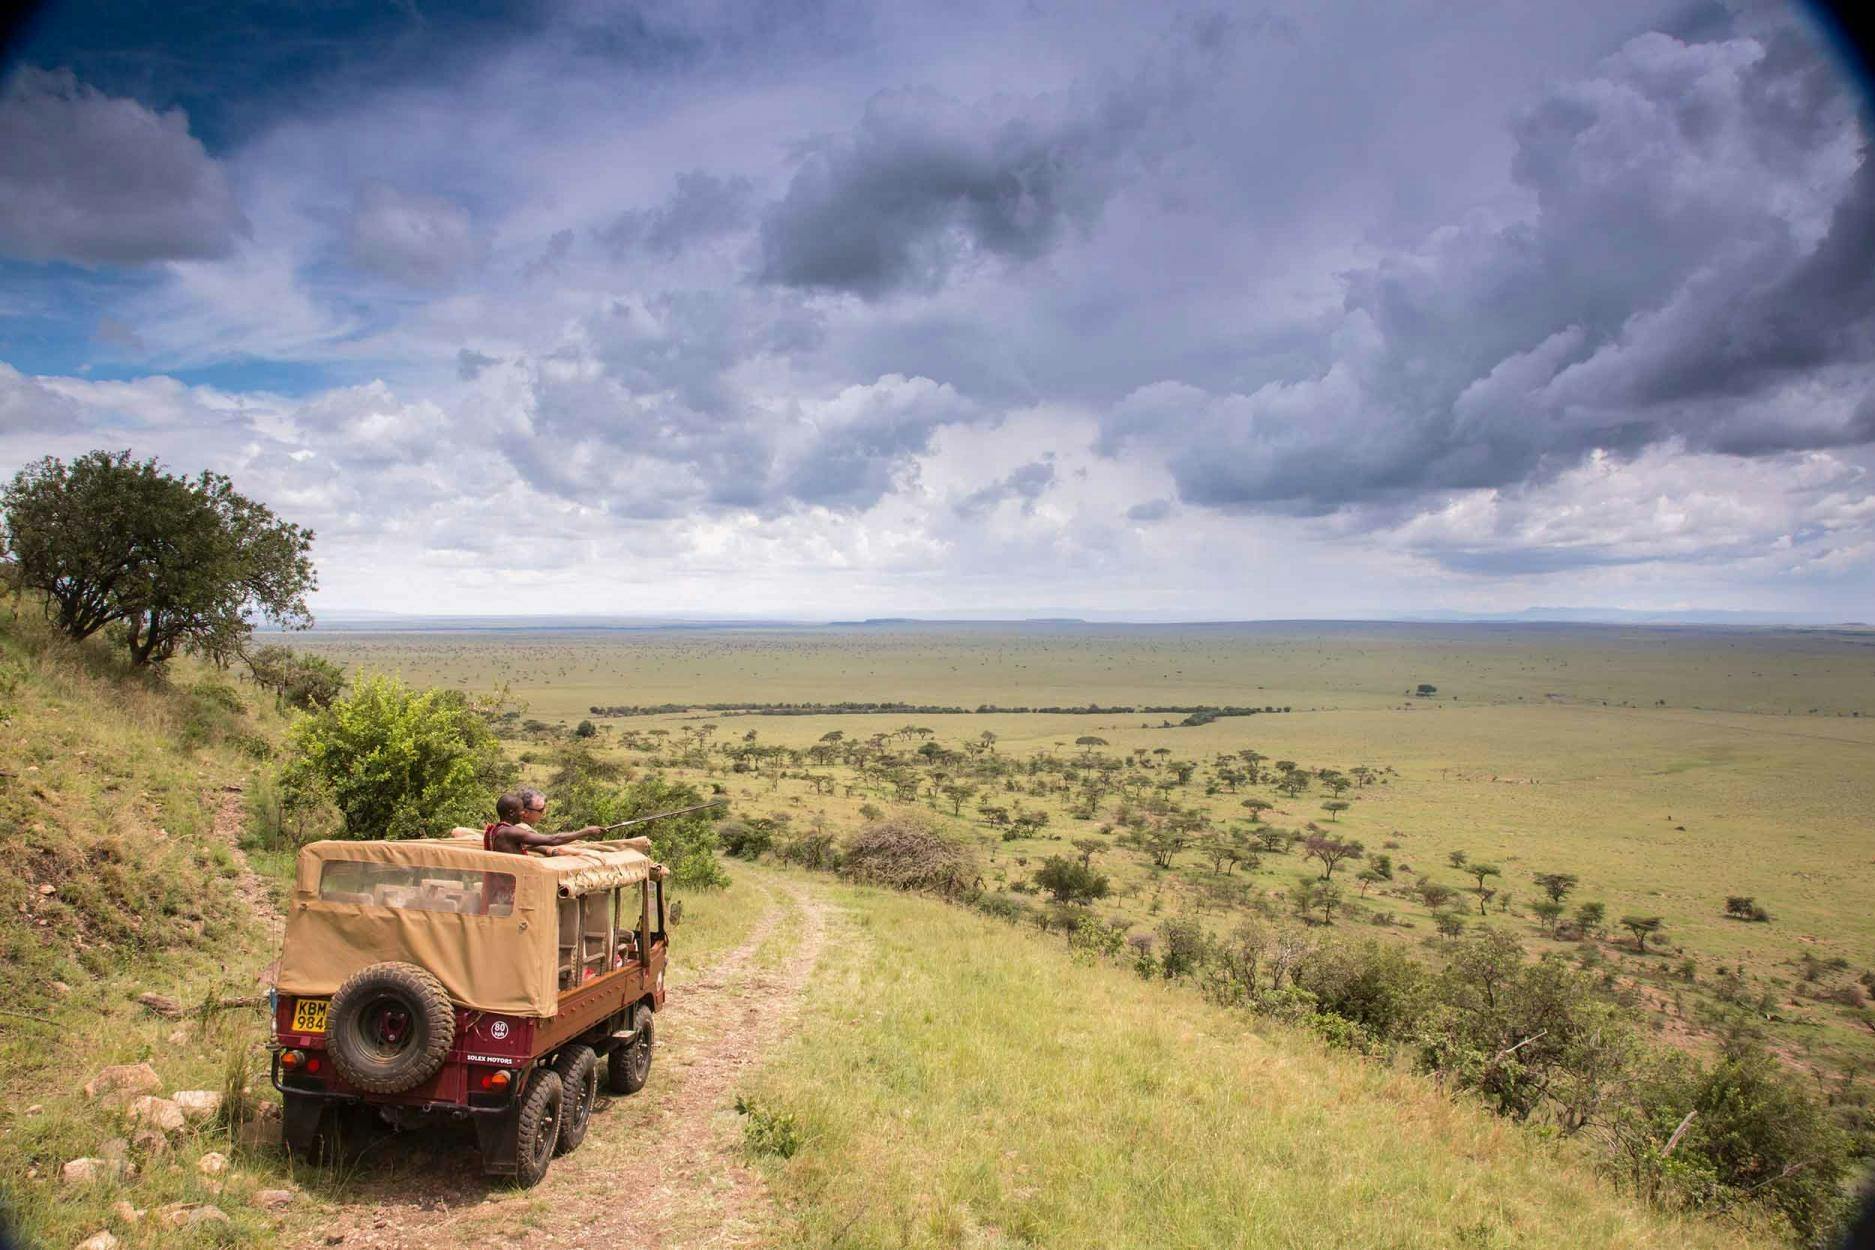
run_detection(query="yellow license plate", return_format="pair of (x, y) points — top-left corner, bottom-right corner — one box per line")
(291, 999), (329, 1033)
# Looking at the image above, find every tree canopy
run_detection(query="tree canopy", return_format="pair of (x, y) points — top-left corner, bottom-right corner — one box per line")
(2, 450), (315, 665)
(283, 673), (515, 839)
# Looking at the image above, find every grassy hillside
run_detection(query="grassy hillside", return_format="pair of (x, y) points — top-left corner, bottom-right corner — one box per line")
(0, 607), (287, 1248)
(738, 871), (1771, 1249)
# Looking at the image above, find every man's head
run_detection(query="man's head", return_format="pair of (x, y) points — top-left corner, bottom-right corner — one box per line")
(496, 791), (525, 823)
(518, 788), (548, 824)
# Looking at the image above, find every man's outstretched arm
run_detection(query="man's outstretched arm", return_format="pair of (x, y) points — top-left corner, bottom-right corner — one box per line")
(513, 824), (605, 850)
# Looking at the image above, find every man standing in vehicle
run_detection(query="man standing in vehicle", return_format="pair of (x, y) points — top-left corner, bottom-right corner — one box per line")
(484, 788), (606, 855)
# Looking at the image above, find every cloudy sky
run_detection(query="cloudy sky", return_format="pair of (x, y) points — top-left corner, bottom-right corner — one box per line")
(2, 0), (1872, 619)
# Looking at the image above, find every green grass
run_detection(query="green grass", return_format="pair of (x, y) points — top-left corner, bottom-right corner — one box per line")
(0, 608), (292, 1248)
(668, 866), (769, 983)
(740, 877), (1769, 1249)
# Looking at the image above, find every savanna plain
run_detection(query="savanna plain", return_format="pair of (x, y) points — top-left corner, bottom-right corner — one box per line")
(297, 619), (1875, 1062)
(6, 617), (1875, 1249)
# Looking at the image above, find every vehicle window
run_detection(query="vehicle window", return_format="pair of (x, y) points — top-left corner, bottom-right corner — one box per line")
(580, 893), (611, 980)
(558, 897), (579, 988)
(318, 861), (514, 917)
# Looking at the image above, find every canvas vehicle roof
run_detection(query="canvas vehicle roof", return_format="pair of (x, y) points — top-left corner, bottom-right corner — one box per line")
(276, 837), (666, 1017)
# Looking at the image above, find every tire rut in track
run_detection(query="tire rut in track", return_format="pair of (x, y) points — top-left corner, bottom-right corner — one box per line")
(294, 873), (828, 1250)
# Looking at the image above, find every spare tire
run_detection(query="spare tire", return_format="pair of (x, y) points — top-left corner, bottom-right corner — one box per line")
(327, 962), (456, 1093)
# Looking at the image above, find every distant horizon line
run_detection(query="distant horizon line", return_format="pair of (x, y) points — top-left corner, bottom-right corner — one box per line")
(272, 607), (1873, 630)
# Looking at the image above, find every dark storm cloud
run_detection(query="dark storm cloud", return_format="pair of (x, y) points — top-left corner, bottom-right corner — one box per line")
(1561, 150), (1875, 429)
(0, 69), (245, 265)
(600, 171), (756, 258)
(1101, 22), (1875, 522)
(756, 18), (1224, 297)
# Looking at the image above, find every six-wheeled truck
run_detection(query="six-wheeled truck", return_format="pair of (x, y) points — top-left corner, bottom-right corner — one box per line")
(270, 833), (668, 1185)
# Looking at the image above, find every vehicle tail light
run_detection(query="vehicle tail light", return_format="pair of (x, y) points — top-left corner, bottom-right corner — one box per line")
(305, 1057), (321, 1074)
(480, 1069), (512, 1091)
(280, 1049), (305, 1070)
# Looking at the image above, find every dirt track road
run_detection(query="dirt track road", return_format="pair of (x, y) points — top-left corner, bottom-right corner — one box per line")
(288, 871), (827, 1250)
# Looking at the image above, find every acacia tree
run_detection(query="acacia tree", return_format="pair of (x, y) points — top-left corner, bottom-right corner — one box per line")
(1467, 862), (1501, 892)
(1619, 915), (1664, 952)
(1302, 833), (1364, 879)
(2, 450), (316, 665)
(245, 644), (344, 710)
(1533, 872), (1579, 904)
(1122, 824), (1188, 869)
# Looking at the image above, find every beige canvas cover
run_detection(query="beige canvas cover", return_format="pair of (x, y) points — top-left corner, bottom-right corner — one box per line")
(277, 838), (658, 1017)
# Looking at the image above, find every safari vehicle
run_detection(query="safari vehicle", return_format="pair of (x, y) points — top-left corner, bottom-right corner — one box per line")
(269, 833), (669, 1186)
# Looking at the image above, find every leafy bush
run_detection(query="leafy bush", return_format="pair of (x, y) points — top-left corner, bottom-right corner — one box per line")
(1723, 895), (1772, 923)
(735, 1095), (805, 1159)
(840, 815), (980, 898)
(1294, 938), (1428, 1043)
(716, 819), (772, 860)
(1066, 913), (1127, 962)
(1157, 916), (1209, 979)
(245, 644), (344, 710)
(1608, 1042), (1853, 1243)
(281, 673), (515, 838)
(1033, 856), (1109, 904)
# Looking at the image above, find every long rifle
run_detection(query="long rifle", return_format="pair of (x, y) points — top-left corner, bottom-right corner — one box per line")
(596, 798), (726, 835)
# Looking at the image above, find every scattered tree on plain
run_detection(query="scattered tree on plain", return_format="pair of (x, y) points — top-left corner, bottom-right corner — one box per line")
(1619, 914), (1664, 952)
(1303, 833), (1363, 879)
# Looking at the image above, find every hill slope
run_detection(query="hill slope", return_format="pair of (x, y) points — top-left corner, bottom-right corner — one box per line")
(738, 872), (1766, 1249)
(0, 609), (285, 1247)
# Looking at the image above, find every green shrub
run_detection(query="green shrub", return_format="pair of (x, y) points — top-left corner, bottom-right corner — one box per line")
(735, 1095), (805, 1159)
(1034, 856), (1109, 905)
(281, 673), (515, 838)
(1610, 1043), (1852, 1243)
(1157, 917), (1208, 979)
(716, 819), (772, 860)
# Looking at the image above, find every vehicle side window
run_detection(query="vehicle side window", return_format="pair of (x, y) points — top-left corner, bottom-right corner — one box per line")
(319, 861), (514, 918)
(612, 887), (641, 967)
(557, 897), (579, 989)
(580, 893), (611, 981)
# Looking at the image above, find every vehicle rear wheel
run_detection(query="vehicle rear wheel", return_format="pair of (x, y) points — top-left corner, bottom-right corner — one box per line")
(551, 1045), (598, 1155)
(501, 1070), (563, 1188)
(606, 1010), (654, 1095)
(326, 962), (456, 1094)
